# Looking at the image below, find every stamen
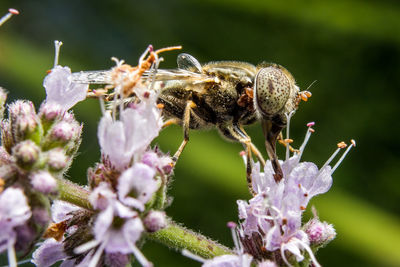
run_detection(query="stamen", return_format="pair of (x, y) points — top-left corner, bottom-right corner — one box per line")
(320, 141), (346, 171)
(88, 241), (107, 267)
(227, 222), (241, 253)
(281, 243), (294, 267)
(298, 122), (315, 160)
(7, 239), (17, 267)
(331, 139), (355, 174)
(149, 55), (163, 93)
(111, 57), (125, 67)
(181, 249), (205, 263)
(126, 239), (152, 267)
(99, 97), (106, 115)
(53, 40), (63, 67)
(139, 45), (152, 64)
(285, 111), (295, 160)
(296, 239), (321, 267)
(74, 239), (101, 254)
(0, 8), (19, 27)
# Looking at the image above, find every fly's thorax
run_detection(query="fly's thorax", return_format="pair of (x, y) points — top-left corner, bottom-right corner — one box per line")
(254, 64), (298, 119)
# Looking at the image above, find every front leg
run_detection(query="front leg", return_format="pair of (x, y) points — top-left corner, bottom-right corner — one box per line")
(218, 124), (264, 196)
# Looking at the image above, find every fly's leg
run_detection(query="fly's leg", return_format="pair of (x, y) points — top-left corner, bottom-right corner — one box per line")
(219, 124), (264, 196)
(162, 118), (181, 129)
(172, 101), (196, 162)
(238, 125), (266, 168)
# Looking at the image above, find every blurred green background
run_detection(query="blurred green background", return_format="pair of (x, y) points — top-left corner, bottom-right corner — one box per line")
(0, 0), (399, 266)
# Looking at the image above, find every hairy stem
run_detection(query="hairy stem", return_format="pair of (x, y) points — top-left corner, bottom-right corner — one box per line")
(56, 178), (231, 258)
(148, 221), (232, 259)
(56, 178), (92, 209)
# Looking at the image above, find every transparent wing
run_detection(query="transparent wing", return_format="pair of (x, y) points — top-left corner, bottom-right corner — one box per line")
(72, 68), (212, 85)
(176, 53), (202, 73)
(71, 70), (113, 84)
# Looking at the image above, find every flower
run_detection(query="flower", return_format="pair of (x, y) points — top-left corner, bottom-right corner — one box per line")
(237, 123), (355, 266)
(75, 183), (151, 267)
(31, 238), (68, 267)
(43, 66), (88, 111)
(97, 100), (162, 171)
(117, 163), (159, 211)
(304, 217), (336, 247)
(30, 171), (57, 194)
(0, 187), (31, 267)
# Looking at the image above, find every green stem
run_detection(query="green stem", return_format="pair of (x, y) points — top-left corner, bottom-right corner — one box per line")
(56, 178), (92, 209)
(56, 178), (232, 258)
(148, 221), (232, 259)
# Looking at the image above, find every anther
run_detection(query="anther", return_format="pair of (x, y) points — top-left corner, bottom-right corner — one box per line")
(337, 141), (347, 149)
(0, 8), (19, 27)
(307, 122), (315, 127)
(227, 221), (237, 229)
(9, 9), (19, 15)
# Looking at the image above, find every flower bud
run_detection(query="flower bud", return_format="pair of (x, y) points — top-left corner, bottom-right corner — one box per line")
(46, 148), (68, 171)
(30, 171), (58, 194)
(39, 102), (64, 122)
(304, 218), (336, 247)
(143, 210), (167, 232)
(12, 140), (40, 168)
(8, 100), (42, 143)
(43, 120), (82, 153)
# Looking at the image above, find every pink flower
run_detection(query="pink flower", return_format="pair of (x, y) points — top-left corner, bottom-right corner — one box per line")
(43, 66), (88, 111)
(0, 187), (31, 267)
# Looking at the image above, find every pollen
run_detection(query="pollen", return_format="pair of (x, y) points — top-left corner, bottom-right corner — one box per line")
(337, 142), (347, 149)
(157, 103), (164, 109)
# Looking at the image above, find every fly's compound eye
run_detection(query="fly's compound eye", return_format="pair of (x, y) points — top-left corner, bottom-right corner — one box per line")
(254, 67), (292, 116)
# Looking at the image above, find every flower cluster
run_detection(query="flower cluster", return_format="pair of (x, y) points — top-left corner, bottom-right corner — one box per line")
(0, 8), (355, 267)
(31, 45), (173, 267)
(0, 81), (84, 265)
(201, 122), (354, 267)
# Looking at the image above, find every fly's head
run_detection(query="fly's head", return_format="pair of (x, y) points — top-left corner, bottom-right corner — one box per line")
(254, 64), (300, 126)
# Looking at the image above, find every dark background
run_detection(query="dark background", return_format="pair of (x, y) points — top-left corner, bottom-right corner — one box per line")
(0, 0), (399, 266)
